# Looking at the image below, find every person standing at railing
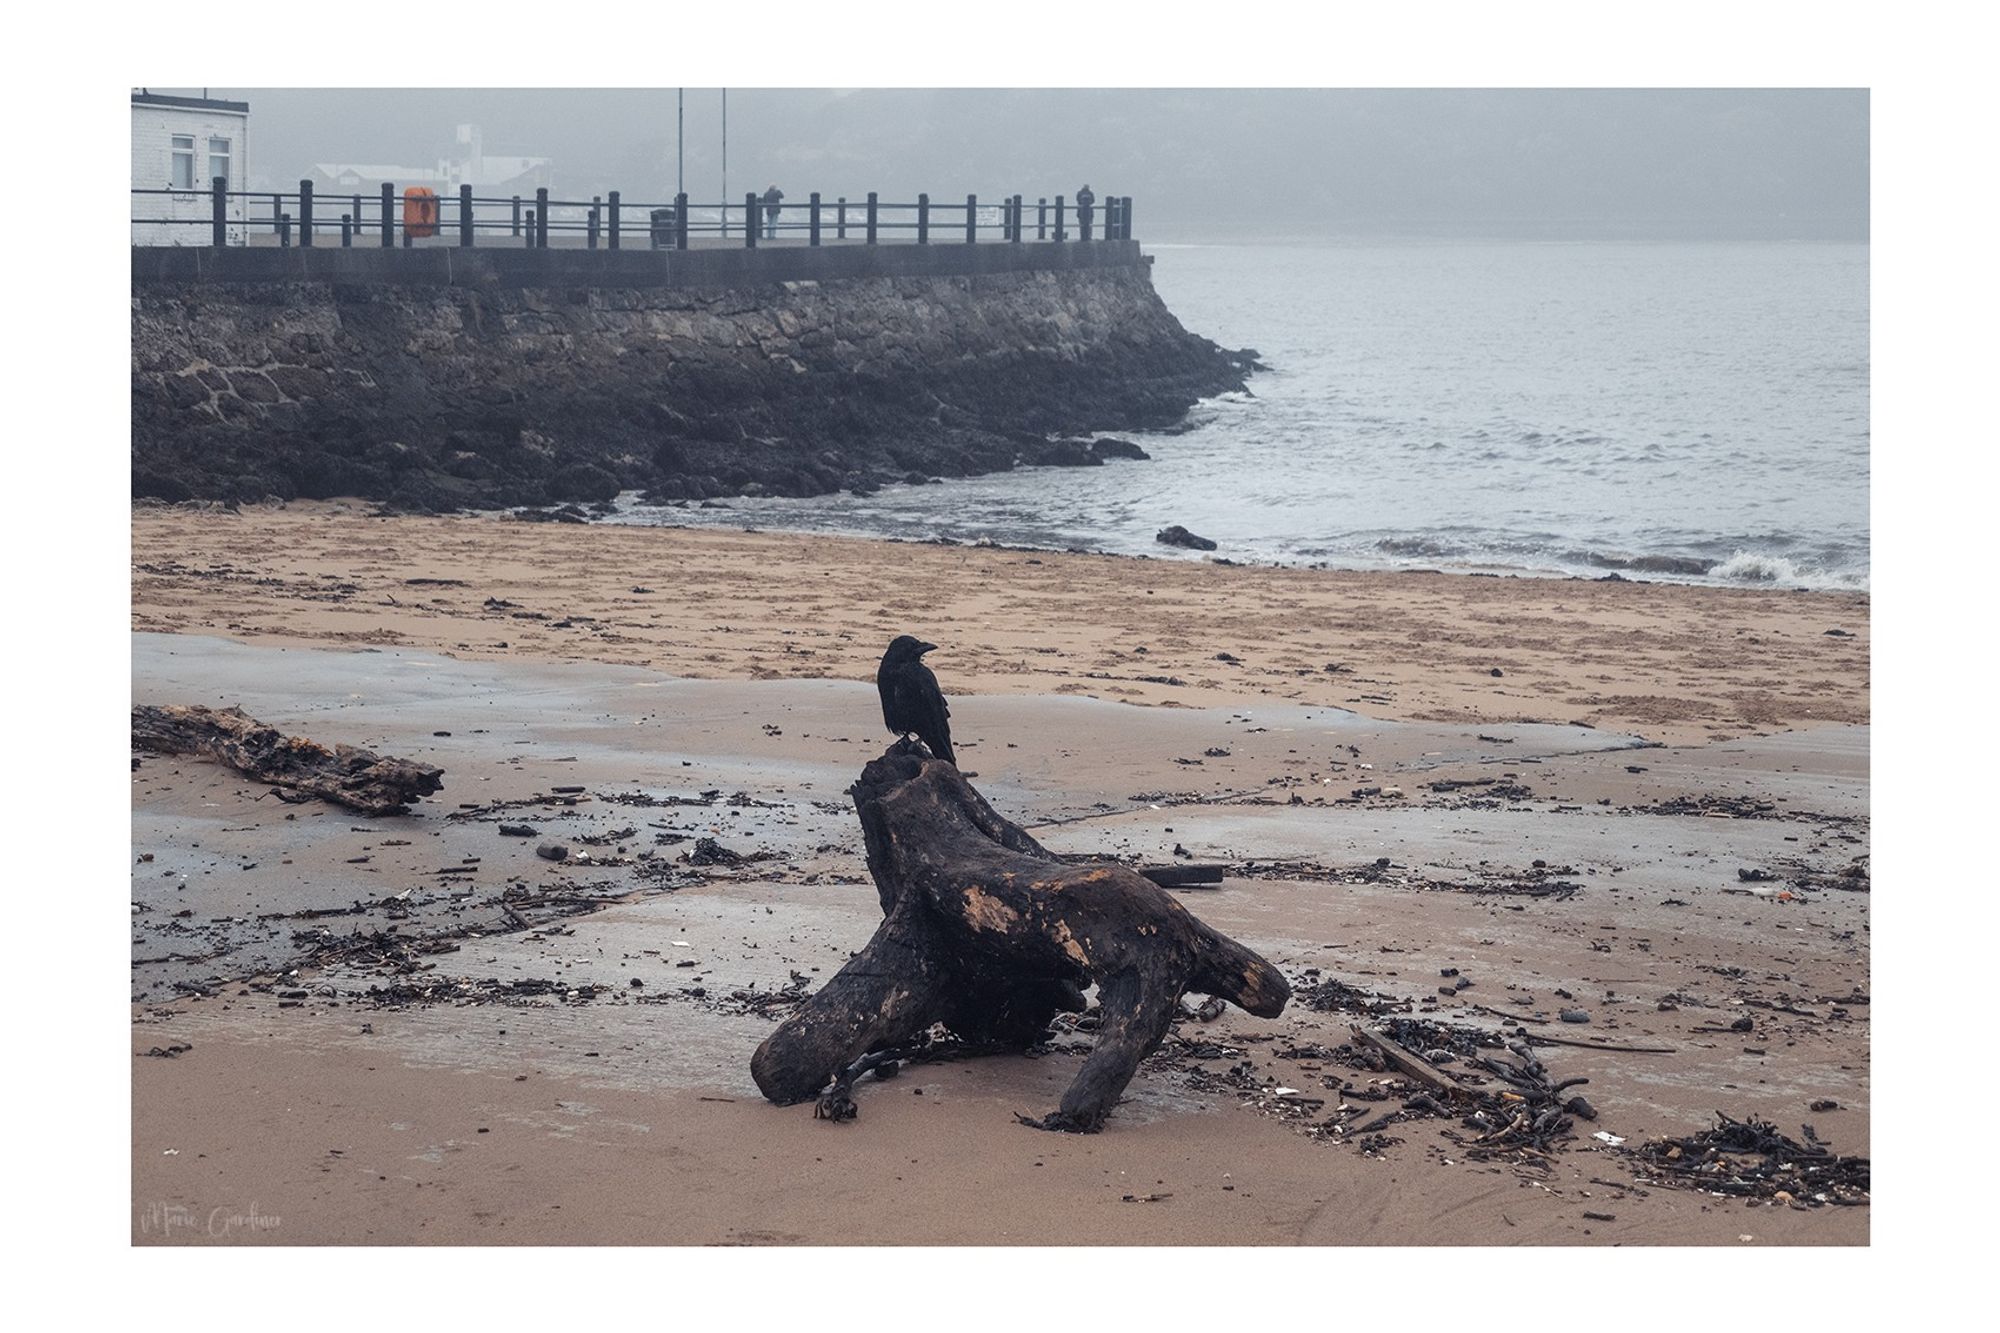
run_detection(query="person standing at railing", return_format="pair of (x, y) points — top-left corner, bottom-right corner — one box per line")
(763, 185), (784, 240)
(1075, 184), (1096, 241)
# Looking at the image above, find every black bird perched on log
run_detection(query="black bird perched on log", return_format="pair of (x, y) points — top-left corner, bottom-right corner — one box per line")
(877, 635), (955, 765)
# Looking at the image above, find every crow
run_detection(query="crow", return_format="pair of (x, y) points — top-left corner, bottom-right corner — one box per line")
(876, 635), (955, 765)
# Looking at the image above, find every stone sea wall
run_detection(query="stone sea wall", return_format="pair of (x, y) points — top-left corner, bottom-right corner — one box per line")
(130, 243), (1255, 510)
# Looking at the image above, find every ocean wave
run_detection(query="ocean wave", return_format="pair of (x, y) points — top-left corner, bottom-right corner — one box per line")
(1376, 535), (1466, 558)
(1568, 549), (1717, 577)
(1708, 550), (1868, 590)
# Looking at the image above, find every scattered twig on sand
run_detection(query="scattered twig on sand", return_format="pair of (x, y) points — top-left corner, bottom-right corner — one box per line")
(1526, 1033), (1678, 1055)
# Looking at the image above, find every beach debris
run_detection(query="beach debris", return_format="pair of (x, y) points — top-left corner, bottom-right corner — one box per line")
(1350, 1025), (1472, 1097)
(686, 837), (747, 866)
(1627, 1113), (1869, 1206)
(131, 703), (444, 815)
(1140, 863), (1226, 888)
(1155, 524), (1218, 552)
(753, 737), (1289, 1133)
(499, 824), (537, 837)
(535, 843), (569, 862)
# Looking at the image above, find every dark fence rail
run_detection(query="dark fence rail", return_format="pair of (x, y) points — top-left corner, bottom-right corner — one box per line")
(133, 180), (1135, 250)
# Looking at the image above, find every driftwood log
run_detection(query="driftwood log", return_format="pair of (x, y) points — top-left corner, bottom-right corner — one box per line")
(752, 740), (1290, 1131)
(132, 704), (444, 816)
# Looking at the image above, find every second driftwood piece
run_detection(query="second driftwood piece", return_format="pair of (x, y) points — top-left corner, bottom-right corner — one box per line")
(751, 740), (1290, 1131)
(132, 704), (445, 816)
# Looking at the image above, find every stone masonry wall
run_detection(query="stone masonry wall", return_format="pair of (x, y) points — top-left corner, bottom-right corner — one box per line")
(131, 248), (1254, 510)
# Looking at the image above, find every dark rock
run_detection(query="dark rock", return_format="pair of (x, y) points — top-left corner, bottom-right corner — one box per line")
(1155, 524), (1217, 552)
(1028, 439), (1104, 468)
(1090, 437), (1150, 461)
(545, 462), (621, 504)
(535, 843), (568, 861)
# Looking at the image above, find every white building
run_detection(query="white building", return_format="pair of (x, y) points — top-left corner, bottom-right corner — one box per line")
(132, 90), (250, 245)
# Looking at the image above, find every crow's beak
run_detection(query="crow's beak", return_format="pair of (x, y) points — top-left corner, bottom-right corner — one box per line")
(917, 641), (938, 655)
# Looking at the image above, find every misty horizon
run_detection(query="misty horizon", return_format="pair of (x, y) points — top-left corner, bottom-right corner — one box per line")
(140, 87), (1867, 243)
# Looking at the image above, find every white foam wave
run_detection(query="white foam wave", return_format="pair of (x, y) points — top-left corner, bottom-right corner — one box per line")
(1710, 550), (1868, 591)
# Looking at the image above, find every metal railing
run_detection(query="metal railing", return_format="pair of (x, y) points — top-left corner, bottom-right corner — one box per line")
(133, 179), (1135, 250)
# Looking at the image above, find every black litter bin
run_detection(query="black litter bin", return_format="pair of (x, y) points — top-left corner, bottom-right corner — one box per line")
(650, 207), (678, 249)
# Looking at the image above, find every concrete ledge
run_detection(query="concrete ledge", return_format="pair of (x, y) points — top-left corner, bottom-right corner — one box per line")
(131, 240), (1147, 289)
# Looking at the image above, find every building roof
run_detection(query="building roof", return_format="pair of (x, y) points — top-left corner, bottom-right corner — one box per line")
(315, 164), (447, 183)
(132, 91), (250, 115)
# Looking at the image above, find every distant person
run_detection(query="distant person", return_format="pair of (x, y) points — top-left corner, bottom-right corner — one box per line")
(762, 185), (784, 240)
(1075, 183), (1096, 240)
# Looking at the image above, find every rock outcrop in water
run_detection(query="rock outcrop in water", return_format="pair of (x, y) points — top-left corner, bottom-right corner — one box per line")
(131, 261), (1252, 510)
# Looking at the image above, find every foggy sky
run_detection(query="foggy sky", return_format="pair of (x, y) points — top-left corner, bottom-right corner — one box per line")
(159, 88), (1868, 241)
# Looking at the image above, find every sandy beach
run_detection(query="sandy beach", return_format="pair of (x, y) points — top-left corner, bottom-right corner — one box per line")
(130, 502), (1870, 1245)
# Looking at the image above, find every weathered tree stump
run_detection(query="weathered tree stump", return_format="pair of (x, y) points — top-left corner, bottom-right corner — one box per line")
(752, 740), (1289, 1131)
(132, 704), (444, 816)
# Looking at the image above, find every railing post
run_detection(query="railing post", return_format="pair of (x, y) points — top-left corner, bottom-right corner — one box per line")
(745, 192), (758, 248)
(1124, 196), (1135, 240)
(352, 195), (362, 236)
(809, 192), (821, 246)
(1012, 195), (1023, 244)
(675, 193), (689, 250)
(866, 192), (878, 244)
(588, 197), (601, 249)
(1054, 195), (1066, 242)
(211, 176), (227, 248)
(279, 212), (291, 247)
(381, 183), (394, 247)
(607, 190), (620, 250)
(460, 184), (474, 247)
(1038, 197), (1047, 240)
(341, 214), (352, 247)
(298, 178), (314, 246)
(917, 193), (929, 244)
(511, 195), (521, 237)
(966, 194), (977, 244)
(524, 209), (536, 248)
(837, 196), (847, 240)
(535, 188), (549, 248)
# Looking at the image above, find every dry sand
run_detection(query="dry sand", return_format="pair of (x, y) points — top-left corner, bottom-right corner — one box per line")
(130, 503), (1870, 1246)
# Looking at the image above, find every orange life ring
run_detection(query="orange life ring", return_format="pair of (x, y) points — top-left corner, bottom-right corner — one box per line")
(403, 187), (439, 238)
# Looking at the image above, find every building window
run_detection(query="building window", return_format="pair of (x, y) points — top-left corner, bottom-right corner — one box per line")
(208, 137), (231, 188)
(170, 135), (195, 189)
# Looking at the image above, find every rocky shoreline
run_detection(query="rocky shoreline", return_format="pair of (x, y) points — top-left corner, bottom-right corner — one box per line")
(132, 262), (1255, 511)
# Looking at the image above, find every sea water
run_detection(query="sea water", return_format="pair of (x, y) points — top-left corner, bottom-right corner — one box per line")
(607, 240), (1869, 590)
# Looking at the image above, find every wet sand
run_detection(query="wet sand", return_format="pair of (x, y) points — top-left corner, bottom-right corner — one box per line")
(130, 504), (1870, 1245)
